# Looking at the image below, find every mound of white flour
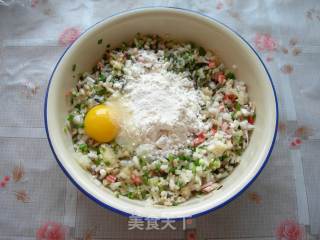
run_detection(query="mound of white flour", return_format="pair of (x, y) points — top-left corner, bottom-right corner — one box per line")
(118, 50), (205, 154)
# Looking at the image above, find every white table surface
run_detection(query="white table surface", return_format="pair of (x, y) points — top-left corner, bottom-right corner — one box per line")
(0, 0), (319, 239)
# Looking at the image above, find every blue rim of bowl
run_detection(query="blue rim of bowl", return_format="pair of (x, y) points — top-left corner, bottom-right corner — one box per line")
(44, 6), (279, 221)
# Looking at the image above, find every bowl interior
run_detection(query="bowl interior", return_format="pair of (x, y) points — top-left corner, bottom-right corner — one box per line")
(46, 8), (277, 219)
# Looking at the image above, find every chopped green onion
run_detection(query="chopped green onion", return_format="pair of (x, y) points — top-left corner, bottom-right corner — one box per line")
(142, 173), (149, 185)
(177, 180), (183, 188)
(198, 47), (206, 56)
(93, 158), (102, 165)
(235, 102), (241, 111)
(178, 155), (192, 161)
(169, 167), (176, 174)
(127, 192), (134, 199)
(155, 163), (161, 171)
(74, 104), (81, 110)
(194, 159), (201, 166)
(167, 154), (175, 162)
(98, 73), (106, 82)
(79, 143), (88, 153)
(75, 123), (84, 129)
(95, 87), (107, 96)
(67, 114), (74, 122)
(225, 72), (236, 80)
(139, 158), (146, 167)
(210, 159), (221, 170)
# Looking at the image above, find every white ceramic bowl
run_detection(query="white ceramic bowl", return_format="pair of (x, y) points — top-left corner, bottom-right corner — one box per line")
(45, 7), (278, 219)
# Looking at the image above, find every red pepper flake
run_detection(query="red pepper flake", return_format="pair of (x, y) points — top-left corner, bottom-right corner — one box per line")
(193, 132), (206, 146)
(208, 61), (216, 68)
(106, 175), (116, 183)
(97, 62), (104, 70)
(224, 93), (237, 102)
(193, 137), (205, 146)
(248, 116), (255, 124)
(131, 175), (142, 185)
(196, 132), (205, 139)
(211, 127), (217, 135)
(212, 71), (225, 84)
(3, 176), (10, 182)
(217, 74), (226, 84)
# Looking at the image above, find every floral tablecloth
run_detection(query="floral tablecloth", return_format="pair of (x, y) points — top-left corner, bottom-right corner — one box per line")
(0, 0), (319, 239)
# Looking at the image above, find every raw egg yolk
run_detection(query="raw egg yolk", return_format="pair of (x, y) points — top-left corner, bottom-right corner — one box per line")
(84, 104), (119, 143)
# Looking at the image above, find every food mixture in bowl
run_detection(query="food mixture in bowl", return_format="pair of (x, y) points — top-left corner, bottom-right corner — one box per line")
(65, 34), (255, 206)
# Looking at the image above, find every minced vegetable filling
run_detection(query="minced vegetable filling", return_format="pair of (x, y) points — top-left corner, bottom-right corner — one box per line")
(65, 34), (255, 206)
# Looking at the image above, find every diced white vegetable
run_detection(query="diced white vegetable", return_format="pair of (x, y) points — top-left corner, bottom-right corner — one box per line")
(160, 164), (169, 171)
(222, 112), (232, 121)
(76, 153), (91, 169)
(110, 182), (122, 190)
(240, 120), (249, 130)
(179, 169), (193, 185)
(87, 151), (98, 159)
(101, 145), (117, 164)
(136, 144), (155, 157)
(118, 167), (130, 180)
(99, 169), (107, 178)
(132, 156), (140, 168)
(241, 108), (251, 117)
(207, 140), (230, 157)
(73, 115), (83, 126)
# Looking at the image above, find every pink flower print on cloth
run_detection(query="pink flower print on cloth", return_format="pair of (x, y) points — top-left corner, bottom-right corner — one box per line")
(254, 33), (278, 52)
(275, 220), (304, 240)
(36, 222), (67, 240)
(59, 27), (81, 46)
